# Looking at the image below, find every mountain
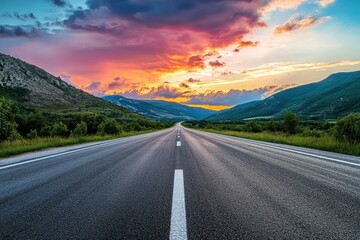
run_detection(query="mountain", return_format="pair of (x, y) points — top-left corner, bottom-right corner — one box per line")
(208, 71), (360, 121)
(0, 53), (144, 120)
(103, 95), (216, 121)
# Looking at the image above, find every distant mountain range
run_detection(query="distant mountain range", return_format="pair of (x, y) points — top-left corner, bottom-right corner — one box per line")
(208, 71), (360, 121)
(0, 53), (144, 120)
(103, 95), (216, 121)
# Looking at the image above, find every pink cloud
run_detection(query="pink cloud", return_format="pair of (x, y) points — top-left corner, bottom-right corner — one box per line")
(3, 0), (268, 96)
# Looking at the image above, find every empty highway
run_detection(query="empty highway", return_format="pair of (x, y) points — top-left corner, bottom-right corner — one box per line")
(1, 124), (360, 239)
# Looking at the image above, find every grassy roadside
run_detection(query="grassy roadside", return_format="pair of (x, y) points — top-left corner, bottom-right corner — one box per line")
(192, 128), (360, 157)
(0, 130), (157, 158)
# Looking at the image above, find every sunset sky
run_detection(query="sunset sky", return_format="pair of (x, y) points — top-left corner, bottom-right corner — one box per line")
(1, 0), (359, 110)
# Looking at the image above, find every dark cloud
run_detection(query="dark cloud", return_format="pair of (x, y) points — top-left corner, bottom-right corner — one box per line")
(64, 0), (266, 47)
(114, 76), (121, 81)
(43, 20), (64, 28)
(1, 12), (12, 18)
(108, 81), (125, 90)
(209, 60), (225, 68)
(187, 78), (200, 83)
(179, 82), (190, 88)
(0, 25), (41, 38)
(85, 81), (101, 91)
(51, 0), (67, 7)
(13, 12), (37, 21)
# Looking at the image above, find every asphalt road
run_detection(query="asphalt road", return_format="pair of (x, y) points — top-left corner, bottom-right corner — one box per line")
(1, 124), (360, 239)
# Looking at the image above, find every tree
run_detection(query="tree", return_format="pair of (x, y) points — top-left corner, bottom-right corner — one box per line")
(50, 122), (69, 137)
(72, 121), (87, 137)
(284, 111), (299, 134)
(0, 98), (19, 141)
(335, 113), (360, 144)
(97, 118), (122, 135)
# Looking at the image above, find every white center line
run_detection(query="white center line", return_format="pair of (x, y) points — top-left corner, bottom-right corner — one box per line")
(170, 170), (188, 240)
(176, 141), (181, 147)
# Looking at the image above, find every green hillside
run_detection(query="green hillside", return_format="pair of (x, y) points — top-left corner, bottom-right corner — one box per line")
(208, 71), (360, 121)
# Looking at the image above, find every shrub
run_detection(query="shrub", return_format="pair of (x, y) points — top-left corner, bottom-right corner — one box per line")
(97, 119), (122, 135)
(133, 122), (142, 131)
(26, 112), (46, 132)
(50, 122), (69, 137)
(72, 121), (87, 137)
(0, 98), (19, 141)
(243, 121), (262, 133)
(284, 111), (299, 134)
(335, 113), (360, 144)
(26, 129), (38, 139)
(268, 120), (283, 132)
(7, 130), (22, 141)
(82, 114), (105, 134)
(40, 125), (52, 137)
(302, 128), (323, 138)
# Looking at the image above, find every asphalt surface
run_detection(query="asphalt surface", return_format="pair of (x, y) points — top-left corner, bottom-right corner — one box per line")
(1, 124), (360, 239)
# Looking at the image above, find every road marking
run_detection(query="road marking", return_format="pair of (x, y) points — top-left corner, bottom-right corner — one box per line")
(0, 131), (161, 170)
(176, 141), (181, 147)
(170, 170), (187, 240)
(193, 129), (360, 168)
(215, 134), (360, 167)
(253, 142), (360, 168)
(0, 140), (132, 170)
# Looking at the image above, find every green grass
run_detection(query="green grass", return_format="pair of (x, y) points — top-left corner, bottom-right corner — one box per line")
(0, 130), (156, 158)
(195, 128), (360, 156)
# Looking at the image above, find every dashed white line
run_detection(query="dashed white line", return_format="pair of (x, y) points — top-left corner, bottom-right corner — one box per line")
(170, 170), (188, 240)
(176, 141), (181, 147)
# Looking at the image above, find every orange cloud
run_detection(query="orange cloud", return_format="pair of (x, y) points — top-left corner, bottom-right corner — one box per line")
(274, 16), (329, 34)
(263, 0), (335, 12)
(240, 61), (360, 77)
(319, 0), (335, 7)
(263, 0), (306, 12)
(234, 40), (260, 52)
